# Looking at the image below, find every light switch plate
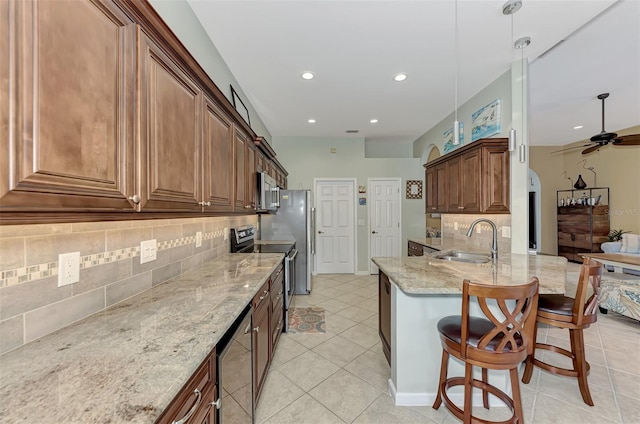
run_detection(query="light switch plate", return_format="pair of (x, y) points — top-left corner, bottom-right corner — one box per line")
(58, 252), (80, 287)
(502, 226), (511, 238)
(140, 239), (157, 264)
(196, 231), (203, 248)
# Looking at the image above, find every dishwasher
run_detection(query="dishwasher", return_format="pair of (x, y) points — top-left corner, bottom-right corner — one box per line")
(217, 305), (253, 423)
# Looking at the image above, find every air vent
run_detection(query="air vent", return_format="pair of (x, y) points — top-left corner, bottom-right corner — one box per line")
(346, 130), (359, 134)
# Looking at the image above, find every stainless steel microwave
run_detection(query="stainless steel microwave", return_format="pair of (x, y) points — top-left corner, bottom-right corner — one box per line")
(257, 172), (279, 212)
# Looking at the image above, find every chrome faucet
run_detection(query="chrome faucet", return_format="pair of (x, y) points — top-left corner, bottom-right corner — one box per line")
(466, 219), (498, 262)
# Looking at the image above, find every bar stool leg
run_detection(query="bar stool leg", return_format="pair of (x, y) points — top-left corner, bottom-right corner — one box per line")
(433, 350), (449, 409)
(510, 367), (524, 423)
(464, 363), (473, 424)
(571, 329), (594, 406)
(482, 368), (489, 409)
(521, 322), (538, 384)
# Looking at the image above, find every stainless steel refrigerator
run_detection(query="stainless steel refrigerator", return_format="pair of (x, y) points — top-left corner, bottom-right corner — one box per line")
(259, 190), (314, 294)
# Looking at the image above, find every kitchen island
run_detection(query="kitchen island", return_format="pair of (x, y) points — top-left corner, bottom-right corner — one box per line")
(0, 253), (283, 423)
(372, 251), (567, 407)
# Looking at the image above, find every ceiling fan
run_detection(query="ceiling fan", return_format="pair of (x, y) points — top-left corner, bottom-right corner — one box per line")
(553, 93), (640, 154)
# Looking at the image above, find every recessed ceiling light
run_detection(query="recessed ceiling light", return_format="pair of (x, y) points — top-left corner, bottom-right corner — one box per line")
(301, 72), (314, 80)
(573, 125), (583, 129)
(308, 119), (316, 124)
(370, 119), (379, 124)
(394, 73), (407, 82)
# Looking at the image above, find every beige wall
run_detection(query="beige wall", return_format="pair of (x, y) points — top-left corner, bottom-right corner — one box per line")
(0, 215), (257, 355)
(530, 125), (640, 254)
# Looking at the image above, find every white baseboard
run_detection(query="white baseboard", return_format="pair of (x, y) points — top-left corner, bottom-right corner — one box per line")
(389, 379), (507, 408)
(355, 270), (370, 276)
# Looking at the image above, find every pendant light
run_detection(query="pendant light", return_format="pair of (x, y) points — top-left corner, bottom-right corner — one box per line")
(515, 35), (530, 163)
(503, 0), (522, 152)
(452, 0), (460, 145)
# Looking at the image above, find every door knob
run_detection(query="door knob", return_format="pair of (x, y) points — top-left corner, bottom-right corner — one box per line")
(318, 230), (324, 234)
(372, 231), (378, 234)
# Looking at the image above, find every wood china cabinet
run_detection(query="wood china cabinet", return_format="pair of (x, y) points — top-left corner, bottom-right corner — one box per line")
(424, 138), (509, 214)
(1, 0), (137, 212)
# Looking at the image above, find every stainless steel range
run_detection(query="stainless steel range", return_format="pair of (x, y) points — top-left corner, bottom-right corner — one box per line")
(230, 225), (296, 332)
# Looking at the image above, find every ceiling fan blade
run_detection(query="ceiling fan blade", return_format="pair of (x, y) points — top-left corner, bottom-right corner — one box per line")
(582, 144), (602, 155)
(613, 133), (640, 145)
(551, 144), (591, 154)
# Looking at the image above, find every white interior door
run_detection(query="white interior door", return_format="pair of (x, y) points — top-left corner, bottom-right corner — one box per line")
(369, 178), (401, 274)
(315, 179), (355, 274)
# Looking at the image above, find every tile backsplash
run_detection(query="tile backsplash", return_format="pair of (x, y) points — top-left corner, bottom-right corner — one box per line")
(0, 215), (257, 355)
(441, 214), (512, 253)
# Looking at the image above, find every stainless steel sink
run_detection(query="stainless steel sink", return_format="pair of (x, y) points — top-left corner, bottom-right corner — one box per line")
(434, 251), (491, 264)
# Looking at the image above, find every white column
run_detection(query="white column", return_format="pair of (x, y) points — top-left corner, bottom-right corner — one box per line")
(510, 58), (529, 254)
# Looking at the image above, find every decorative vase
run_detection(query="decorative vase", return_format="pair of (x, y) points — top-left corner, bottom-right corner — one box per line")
(574, 174), (587, 190)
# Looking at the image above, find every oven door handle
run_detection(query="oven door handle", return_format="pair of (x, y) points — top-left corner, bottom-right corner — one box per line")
(287, 249), (299, 261)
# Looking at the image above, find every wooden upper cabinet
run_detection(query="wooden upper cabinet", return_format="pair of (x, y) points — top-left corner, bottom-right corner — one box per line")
(233, 128), (247, 210)
(247, 142), (256, 210)
(1, 0), (136, 212)
(202, 96), (234, 212)
(256, 150), (266, 174)
(137, 28), (202, 212)
(481, 145), (510, 213)
(423, 139), (509, 214)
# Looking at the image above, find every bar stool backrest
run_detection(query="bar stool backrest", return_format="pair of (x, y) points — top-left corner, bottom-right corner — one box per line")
(461, 278), (539, 363)
(574, 258), (603, 326)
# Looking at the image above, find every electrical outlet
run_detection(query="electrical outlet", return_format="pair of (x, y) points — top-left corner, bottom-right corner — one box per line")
(502, 226), (511, 238)
(454, 222), (459, 231)
(140, 239), (157, 264)
(224, 227), (229, 241)
(196, 231), (203, 248)
(58, 252), (80, 287)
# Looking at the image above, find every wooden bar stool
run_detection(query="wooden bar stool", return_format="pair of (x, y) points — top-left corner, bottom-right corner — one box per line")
(433, 277), (539, 424)
(521, 258), (602, 406)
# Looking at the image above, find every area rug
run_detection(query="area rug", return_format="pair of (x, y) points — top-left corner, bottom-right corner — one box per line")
(288, 306), (326, 334)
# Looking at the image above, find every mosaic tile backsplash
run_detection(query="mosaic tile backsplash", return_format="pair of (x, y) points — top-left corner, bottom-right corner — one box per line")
(0, 215), (257, 355)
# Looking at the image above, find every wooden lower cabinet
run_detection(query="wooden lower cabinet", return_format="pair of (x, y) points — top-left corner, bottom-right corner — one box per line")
(407, 241), (424, 256)
(378, 271), (391, 365)
(252, 280), (271, 404)
(191, 385), (218, 424)
(270, 264), (285, 352)
(156, 348), (216, 424)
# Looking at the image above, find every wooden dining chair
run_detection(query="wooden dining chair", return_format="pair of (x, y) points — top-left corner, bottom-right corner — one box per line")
(521, 257), (602, 406)
(433, 277), (539, 424)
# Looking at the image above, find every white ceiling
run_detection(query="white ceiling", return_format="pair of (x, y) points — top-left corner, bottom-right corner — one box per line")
(188, 0), (639, 147)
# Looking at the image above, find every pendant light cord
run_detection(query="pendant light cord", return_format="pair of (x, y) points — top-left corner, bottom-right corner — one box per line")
(454, 0), (458, 123)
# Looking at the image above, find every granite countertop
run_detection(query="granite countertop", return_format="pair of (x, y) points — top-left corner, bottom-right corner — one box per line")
(373, 249), (567, 295)
(0, 253), (283, 424)
(407, 237), (443, 250)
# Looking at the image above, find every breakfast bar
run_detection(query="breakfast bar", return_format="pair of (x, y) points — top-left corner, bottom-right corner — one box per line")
(372, 251), (567, 406)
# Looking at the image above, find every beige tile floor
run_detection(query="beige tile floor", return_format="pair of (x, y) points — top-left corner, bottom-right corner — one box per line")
(256, 271), (640, 424)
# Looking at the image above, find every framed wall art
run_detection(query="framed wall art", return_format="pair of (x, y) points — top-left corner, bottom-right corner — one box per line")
(406, 180), (423, 199)
(230, 85), (251, 127)
(471, 99), (501, 141)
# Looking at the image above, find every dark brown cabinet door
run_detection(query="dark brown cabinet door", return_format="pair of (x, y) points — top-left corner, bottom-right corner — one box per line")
(425, 167), (437, 213)
(137, 29), (202, 212)
(460, 149), (481, 212)
(246, 142), (256, 210)
(234, 128), (247, 210)
(446, 156), (462, 212)
(435, 163), (447, 212)
(252, 289), (270, 405)
(1, 0), (136, 212)
(481, 145), (510, 213)
(378, 271), (391, 365)
(203, 96), (233, 212)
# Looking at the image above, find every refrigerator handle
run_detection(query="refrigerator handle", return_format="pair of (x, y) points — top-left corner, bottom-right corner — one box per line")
(310, 207), (316, 255)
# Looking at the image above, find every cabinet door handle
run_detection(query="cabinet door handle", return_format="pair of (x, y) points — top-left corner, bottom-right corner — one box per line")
(198, 201), (211, 207)
(128, 194), (141, 204)
(172, 389), (201, 424)
(259, 290), (268, 300)
(431, 207), (437, 210)
(210, 398), (221, 410)
(253, 326), (260, 333)
(458, 206), (465, 209)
